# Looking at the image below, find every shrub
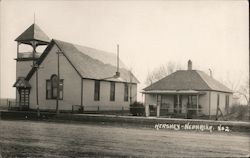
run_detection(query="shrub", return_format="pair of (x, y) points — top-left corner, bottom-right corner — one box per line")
(226, 104), (249, 121)
(130, 101), (145, 116)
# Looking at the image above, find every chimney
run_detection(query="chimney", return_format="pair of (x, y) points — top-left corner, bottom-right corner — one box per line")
(209, 68), (213, 77)
(188, 60), (192, 70)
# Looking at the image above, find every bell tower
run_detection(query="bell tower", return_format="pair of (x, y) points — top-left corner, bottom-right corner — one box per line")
(15, 23), (50, 77)
(15, 23), (50, 63)
(14, 23), (50, 110)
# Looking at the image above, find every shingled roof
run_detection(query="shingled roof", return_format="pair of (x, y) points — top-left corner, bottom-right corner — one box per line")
(26, 39), (139, 83)
(15, 24), (50, 45)
(143, 70), (232, 93)
(55, 40), (139, 83)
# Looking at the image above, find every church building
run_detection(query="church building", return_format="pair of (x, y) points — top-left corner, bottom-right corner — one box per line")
(13, 23), (139, 112)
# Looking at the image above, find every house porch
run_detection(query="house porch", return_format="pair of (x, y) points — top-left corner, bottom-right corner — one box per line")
(143, 90), (206, 119)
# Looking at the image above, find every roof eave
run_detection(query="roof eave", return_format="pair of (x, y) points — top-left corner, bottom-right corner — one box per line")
(141, 90), (206, 95)
(143, 88), (233, 94)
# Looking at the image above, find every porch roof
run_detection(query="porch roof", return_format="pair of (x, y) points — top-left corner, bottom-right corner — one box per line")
(13, 77), (31, 88)
(141, 90), (206, 95)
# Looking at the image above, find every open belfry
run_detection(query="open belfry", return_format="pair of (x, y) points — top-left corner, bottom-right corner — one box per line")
(14, 23), (50, 110)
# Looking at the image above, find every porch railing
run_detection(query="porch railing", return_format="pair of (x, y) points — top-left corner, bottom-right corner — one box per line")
(159, 106), (202, 112)
(147, 105), (203, 118)
(17, 52), (42, 59)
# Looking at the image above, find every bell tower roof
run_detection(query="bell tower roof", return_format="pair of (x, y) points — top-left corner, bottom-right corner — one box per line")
(15, 23), (50, 45)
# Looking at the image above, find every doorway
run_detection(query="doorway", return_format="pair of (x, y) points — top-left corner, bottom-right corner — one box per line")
(174, 95), (182, 113)
(19, 88), (30, 110)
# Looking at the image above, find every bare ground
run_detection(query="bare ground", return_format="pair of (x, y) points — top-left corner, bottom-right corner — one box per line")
(0, 120), (249, 157)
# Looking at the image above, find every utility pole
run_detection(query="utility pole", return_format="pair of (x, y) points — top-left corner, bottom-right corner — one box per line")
(129, 70), (132, 105)
(33, 64), (42, 117)
(31, 41), (41, 117)
(248, 4), (250, 110)
(56, 50), (63, 115)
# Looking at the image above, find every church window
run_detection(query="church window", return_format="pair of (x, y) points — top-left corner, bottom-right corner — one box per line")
(46, 74), (63, 100)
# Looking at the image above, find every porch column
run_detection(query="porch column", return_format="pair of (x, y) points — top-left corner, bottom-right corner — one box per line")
(196, 94), (199, 117)
(143, 94), (149, 117)
(208, 92), (211, 119)
(177, 95), (180, 114)
(156, 94), (161, 117)
(145, 104), (149, 117)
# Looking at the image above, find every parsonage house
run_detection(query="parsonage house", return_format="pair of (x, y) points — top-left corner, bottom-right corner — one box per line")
(142, 60), (233, 119)
(13, 23), (139, 112)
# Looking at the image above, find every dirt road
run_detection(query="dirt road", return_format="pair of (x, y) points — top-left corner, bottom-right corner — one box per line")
(0, 120), (249, 157)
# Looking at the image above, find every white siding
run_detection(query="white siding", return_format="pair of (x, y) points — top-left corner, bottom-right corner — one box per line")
(17, 44), (138, 111)
(145, 94), (157, 107)
(181, 95), (188, 114)
(82, 79), (137, 111)
(199, 92), (209, 115)
(29, 45), (82, 110)
(16, 61), (33, 78)
(209, 91), (233, 115)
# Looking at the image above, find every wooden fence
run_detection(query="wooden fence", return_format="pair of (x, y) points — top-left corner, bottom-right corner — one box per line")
(0, 98), (16, 110)
(72, 105), (130, 115)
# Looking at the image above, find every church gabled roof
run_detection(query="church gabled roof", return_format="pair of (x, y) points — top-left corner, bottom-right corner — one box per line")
(54, 40), (139, 83)
(143, 70), (232, 93)
(15, 24), (50, 45)
(26, 39), (139, 84)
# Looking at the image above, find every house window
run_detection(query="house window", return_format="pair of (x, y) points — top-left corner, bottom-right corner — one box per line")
(124, 83), (129, 102)
(188, 95), (197, 106)
(46, 75), (63, 100)
(46, 80), (52, 99)
(110, 82), (115, 101)
(191, 96), (197, 105)
(217, 94), (220, 106)
(225, 95), (229, 113)
(94, 80), (100, 101)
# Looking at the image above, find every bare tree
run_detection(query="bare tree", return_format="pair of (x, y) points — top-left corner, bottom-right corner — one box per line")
(235, 78), (249, 106)
(222, 74), (249, 106)
(145, 61), (183, 86)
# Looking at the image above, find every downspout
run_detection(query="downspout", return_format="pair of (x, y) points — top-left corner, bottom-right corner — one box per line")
(129, 71), (132, 105)
(209, 91), (211, 119)
(81, 78), (83, 112)
(196, 94), (199, 117)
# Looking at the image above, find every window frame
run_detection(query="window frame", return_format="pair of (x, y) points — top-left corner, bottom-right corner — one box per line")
(110, 82), (115, 101)
(94, 80), (100, 101)
(187, 95), (197, 108)
(51, 75), (58, 99)
(225, 95), (229, 112)
(124, 83), (129, 102)
(46, 75), (64, 100)
(217, 94), (220, 106)
(46, 80), (52, 99)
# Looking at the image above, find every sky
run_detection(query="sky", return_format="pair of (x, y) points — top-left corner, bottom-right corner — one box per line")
(0, 0), (249, 101)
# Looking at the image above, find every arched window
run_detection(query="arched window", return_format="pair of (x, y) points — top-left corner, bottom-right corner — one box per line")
(46, 74), (63, 100)
(51, 75), (58, 99)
